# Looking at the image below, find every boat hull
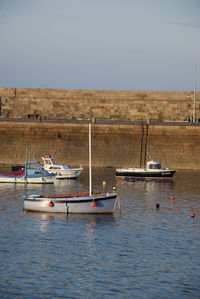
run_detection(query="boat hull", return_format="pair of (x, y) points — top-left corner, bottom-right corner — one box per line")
(0, 176), (55, 184)
(23, 193), (117, 214)
(116, 169), (176, 180)
(53, 169), (83, 179)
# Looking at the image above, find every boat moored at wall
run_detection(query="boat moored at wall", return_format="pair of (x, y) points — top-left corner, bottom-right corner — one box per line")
(116, 160), (176, 180)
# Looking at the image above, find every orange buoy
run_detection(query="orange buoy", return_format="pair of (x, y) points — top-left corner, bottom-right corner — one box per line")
(170, 195), (174, 201)
(190, 213), (195, 218)
(91, 201), (96, 207)
(48, 201), (54, 207)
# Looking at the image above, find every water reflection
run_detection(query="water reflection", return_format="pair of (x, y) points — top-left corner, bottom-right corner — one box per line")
(24, 211), (66, 221)
(0, 183), (27, 192)
(54, 178), (80, 187)
(117, 179), (174, 192)
(66, 213), (117, 225)
(23, 211), (117, 231)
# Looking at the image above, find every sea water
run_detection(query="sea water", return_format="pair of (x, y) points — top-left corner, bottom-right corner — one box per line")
(0, 167), (200, 298)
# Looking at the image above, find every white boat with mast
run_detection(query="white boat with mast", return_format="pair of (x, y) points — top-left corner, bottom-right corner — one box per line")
(23, 124), (118, 213)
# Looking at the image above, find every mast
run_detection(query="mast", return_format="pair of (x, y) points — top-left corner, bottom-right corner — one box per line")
(193, 64), (197, 123)
(89, 123), (92, 196)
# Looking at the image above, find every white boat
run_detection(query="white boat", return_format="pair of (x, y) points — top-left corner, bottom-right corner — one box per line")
(23, 191), (117, 214)
(24, 124), (118, 214)
(116, 160), (176, 180)
(0, 161), (56, 184)
(42, 155), (83, 179)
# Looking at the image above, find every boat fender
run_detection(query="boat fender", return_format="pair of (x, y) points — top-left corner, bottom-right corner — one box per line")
(91, 201), (96, 207)
(49, 201), (54, 207)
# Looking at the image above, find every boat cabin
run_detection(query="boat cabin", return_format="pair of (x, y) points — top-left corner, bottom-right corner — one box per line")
(146, 161), (162, 170)
(42, 155), (57, 167)
(25, 161), (49, 175)
(42, 155), (69, 170)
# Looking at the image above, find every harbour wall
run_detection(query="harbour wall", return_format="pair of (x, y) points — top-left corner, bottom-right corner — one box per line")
(0, 87), (200, 122)
(1, 121), (200, 170)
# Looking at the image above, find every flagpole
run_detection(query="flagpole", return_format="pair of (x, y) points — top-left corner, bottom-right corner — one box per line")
(193, 64), (197, 123)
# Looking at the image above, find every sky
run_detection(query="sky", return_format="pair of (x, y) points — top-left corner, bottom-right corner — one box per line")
(0, 0), (200, 91)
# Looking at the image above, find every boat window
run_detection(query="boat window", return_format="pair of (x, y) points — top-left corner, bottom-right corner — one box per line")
(26, 163), (45, 171)
(45, 158), (56, 165)
(149, 164), (161, 169)
(26, 164), (40, 170)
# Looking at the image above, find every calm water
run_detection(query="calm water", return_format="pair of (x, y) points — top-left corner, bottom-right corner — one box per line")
(0, 167), (200, 298)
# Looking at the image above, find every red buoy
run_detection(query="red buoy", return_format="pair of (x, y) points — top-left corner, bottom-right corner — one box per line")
(91, 201), (96, 207)
(190, 213), (195, 218)
(48, 201), (54, 207)
(170, 195), (174, 201)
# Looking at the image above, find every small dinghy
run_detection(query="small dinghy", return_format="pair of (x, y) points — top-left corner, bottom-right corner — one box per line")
(0, 161), (56, 184)
(24, 124), (118, 214)
(116, 160), (176, 180)
(23, 190), (117, 214)
(42, 155), (83, 179)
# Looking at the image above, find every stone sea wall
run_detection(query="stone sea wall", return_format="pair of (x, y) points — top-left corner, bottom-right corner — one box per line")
(0, 87), (200, 122)
(1, 121), (200, 170)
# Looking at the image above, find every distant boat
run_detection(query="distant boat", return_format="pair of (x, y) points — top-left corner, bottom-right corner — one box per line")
(116, 124), (176, 180)
(24, 124), (118, 214)
(116, 160), (176, 180)
(0, 161), (55, 184)
(42, 155), (83, 179)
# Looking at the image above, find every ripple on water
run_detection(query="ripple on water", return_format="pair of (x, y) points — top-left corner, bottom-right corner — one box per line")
(0, 169), (200, 298)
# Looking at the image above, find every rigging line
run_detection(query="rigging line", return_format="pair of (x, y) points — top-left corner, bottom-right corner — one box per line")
(161, 151), (172, 169)
(144, 124), (149, 168)
(140, 124), (144, 168)
(146, 150), (153, 160)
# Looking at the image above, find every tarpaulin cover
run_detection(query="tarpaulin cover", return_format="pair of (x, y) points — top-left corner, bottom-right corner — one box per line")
(1, 169), (25, 177)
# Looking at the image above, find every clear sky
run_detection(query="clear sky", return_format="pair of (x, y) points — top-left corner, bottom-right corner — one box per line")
(0, 0), (200, 91)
